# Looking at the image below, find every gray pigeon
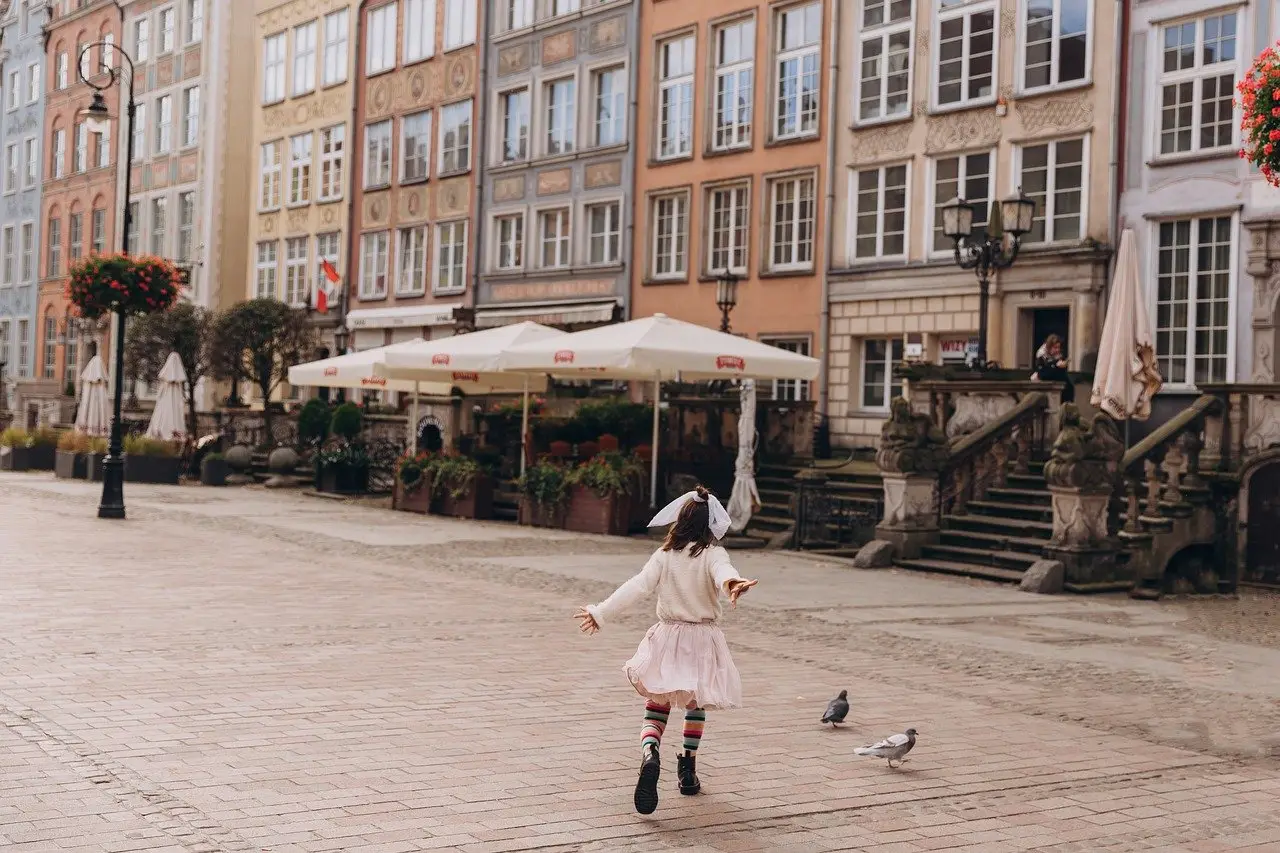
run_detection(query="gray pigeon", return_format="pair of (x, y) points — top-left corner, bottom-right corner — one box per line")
(821, 690), (849, 726)
(854, 728), (917, 768)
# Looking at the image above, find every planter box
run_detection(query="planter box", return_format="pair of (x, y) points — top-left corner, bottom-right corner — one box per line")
(124, 454), (183, 485)
(518, 496), (566, 528)
(0, 444), (56, 472)
(87, 453), (105, 481)
(55, 451), (88, 480)
(393, 479), (433, 514)
(564, 485), (632, 536)
(437, 475), (495, 520)
(201, 457), (230, 486)
(317, 462), (370, 495)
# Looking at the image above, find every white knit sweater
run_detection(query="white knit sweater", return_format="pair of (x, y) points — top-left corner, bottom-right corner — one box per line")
(587, 544), (745, 627)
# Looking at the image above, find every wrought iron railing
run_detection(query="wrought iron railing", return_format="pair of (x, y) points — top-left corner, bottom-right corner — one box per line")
(795, 476), (884, 551)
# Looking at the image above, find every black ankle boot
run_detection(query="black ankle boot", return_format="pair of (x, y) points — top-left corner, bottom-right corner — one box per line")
(634, 744), (660, 814)
(677, 752), (700, 795)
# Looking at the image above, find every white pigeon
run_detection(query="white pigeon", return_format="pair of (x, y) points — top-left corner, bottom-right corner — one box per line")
(854, 728), (917, 768)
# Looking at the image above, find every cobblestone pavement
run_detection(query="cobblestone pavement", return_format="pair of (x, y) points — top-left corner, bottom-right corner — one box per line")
(2, 473), (1280, 853)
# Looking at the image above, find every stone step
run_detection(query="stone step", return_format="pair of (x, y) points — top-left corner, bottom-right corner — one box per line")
(748, 513), (793, 532)
(1007, 472), (1048, 490)
(921, 543), (1044, 572)
(938, 528), (1054, 554)
(986, 486), (1054, 505)
(944, 513), (1054, 539)
(894, 557), (1026, 584)
(966, 499), (1055, 523)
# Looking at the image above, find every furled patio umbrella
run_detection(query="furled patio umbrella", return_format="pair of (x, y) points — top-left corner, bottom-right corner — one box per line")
(1091, 229), (1163, 443)
(74, 355), (111, 438)
(145, 352), (188, 442)
(727, 379), (761, 532)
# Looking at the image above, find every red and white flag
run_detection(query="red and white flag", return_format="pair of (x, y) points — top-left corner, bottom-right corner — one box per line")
(316, 258), (341, 313)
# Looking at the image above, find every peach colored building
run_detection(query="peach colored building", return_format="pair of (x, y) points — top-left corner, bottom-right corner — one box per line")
(631, 0), (830, 402)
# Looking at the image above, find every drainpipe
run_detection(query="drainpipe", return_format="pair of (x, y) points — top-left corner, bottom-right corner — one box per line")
(1109, 0), (1127, 263)
(622, 0), (641, 321)
(342, 3), (366, 349)
(818, 0), (840, 415)
(469, 0), (491, 325)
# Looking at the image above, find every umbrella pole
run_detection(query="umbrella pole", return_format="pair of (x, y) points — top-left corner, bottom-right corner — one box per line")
(520, 375), (530, 477)
(410, 381), (419, 454)
(650, 374), (660, 508)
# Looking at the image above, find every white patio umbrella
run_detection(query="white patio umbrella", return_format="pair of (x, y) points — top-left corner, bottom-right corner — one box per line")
(727, 379), (760, 533)
(374, 322), (564, 473)
(145, 352), (188, 442)
(499, 313), (820, 505)
(74, 355), (111, 437)
(1091, 229), (1163, 443)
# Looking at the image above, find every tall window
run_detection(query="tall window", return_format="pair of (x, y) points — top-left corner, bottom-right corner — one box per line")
(73, 123), (88, 173)
(713, 19), (754, 150)
(151, 197), (168, 256)
(359, 231), (389, 298)
(501, 0), (531, 30)
(289, 132), (312, 205)
(708, 184), (749, 274)
(495, 213), (524, 270)
(499, 88), (529, 162)
(364, 120), (392, 187)
(135, 18), (151, 61)
(539, 208), (570, 269)
(936, 0), (995, 107)
(47, 217), (61, 277)
(318, 125), (345, 201)
(42, 313), (55, 379)
(160, 7), (176, 53)
(861, 338), (904, 409)
(551, 0), (580, 15)
(366, 4), (397, 75)
(255, 240), (278, 299)
(1159, 12), (1237, 156)
(396, 225), (428, 295)
(96, 125), (111, 168)
(3, 144), (15, 192)
(51, 129), (66, 179)
(404, 0), (436, 63)
(587, 201), (621, 265)
(56, 52), (68, 90)
(21, 222), (33, 281)
(443, 0), (477, 50)
(155, 94), (173, 153)
(16, 319), (28, 377)
(64, 322), (78, 383)
(1023, 0), (1088, 91)
(6, 71), (17, 111)
(323, 10), (349, 86)
(104, 33), (115, 69)
(774, 3), (821, 139)
(434, 221), (467, 292)
(260, 140), (282, 209)
(852, 163), (908, 259)
(263, 32), (286, 103)
(186, 0), (204, 44)
(859, 0), (911, 121)
(285, 237), (308, 305)
(315, 232), (341, 295)
(768, 174), (815, 271)
(293, 21), (317, 95)
(91, 208), (106, 254)
(544, 78), (575, 155)
(182, 86), (200, 146)
(0, 323), (8, 383)
(439, 100), (472, 173)
(1, 226), (12, 283)
(69, 212), (84, 261)
(766, 339), (811, 401)
(126, 202), (139, 254)
(401, 110), (432, 182)
(1018, 137), (1084, 243)
(651, 192), (688, 279)
(1156, 216), (1233, 384)
(132, 103), (147, 161)
(23, 138), (36, 187)
(931, 151), (991, 252)
(177, 191), (195, 261)
(593, 66), (625, 146)
(657, 35), (694, 159)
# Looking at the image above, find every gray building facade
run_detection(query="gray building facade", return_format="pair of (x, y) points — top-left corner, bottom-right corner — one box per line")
(0, 0), (45, 411)
(475, 0), (636, 329)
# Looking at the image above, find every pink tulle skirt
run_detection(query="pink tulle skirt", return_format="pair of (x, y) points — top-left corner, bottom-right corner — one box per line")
(623, 621), (742, 711)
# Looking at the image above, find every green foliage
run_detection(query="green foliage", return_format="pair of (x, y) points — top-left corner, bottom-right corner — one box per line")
(123, 435), (180, 457)
(430, 455), (484, 499)
(575, 398), (655, 445)
(517, 460), (570, 508)
(397, 451), (432, 493)
(0, 427), (29, 448)
(298, 398), (332, 445)
(29, 428), (61, 448)
(315, 443), (370, 470)
(565, 452), (644, 497)
(330, 402), (363, 441)
(123, 302), (212, 441)
(67, 253), (183, 320)
(0, 427), (59, 448)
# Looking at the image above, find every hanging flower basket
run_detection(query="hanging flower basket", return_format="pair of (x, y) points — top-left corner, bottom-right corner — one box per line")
(1238, 44), (1280, 186)
(66, 254), (183, 320)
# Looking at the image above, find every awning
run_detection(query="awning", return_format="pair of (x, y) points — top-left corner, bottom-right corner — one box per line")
(346, 302), (463, 330)
(474, 300), (619, 329)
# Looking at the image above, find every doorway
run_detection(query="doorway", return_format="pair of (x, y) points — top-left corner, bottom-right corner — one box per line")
(1021, 307), (1070, 368)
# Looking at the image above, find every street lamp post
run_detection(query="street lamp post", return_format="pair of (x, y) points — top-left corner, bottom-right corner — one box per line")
(940, 190), (1036, 368)
(79, 43), (136, 520)
(715, 268), (740, 334)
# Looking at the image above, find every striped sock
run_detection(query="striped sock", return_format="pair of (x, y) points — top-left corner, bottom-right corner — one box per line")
(683, 708), (706, 754)
(641, 702), (670, 751)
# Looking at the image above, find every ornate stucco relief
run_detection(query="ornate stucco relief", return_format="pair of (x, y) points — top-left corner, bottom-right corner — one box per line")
(924, 109), (1000, 155)
(1014, 93), (1095, 136)
(583, 161), (621, 189)
(849, 122), (914, 165)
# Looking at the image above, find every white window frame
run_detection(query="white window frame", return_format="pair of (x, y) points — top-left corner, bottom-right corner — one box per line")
(135, 18), (151, 62)
(132, 102), (147, 162)
(543, 76), (577, 157)
(859, 337), (905, 411)
(182, 86), (200, 147)
(92, 208), (106, 255)
(364, 120), (393, 188)
(366, 3), (397, 75)
(855, 0), (914, 124)
(25, 137), (39, 187)
(359, 230), (390, 299)
(177, 191), (195, 262)
(932, 0), (998, 111)
(443, 0), (477, 51)
(159, 6), (176, 54)
(712, 17), (755, 151)
(401, 110), (432, 182)
(1016, 0), (1093, 95)
(155, 94), (173, 154)
(323, 10), (349, 86)
(657, 34), (694, 160)
(649, 190), (689, 281)
(927, 149), (995, 258)
(501, 0), (533, 32)
(318, 125), (345, 202)
(592, 64), (627, 148)
(26, 62), (38, 104)
(69, 211), (84, 261)
(497, 87), (530, 163)
(74, 122), (88, 173)
(433, 220), (468, 293)
(551, 0), (580, 17)
(763, 337), (812, 401)
(7, 71), (18, 112)
(255, 240), (279, 299)
(260, 140), (282, 210)
(3, 144), (15, 194)
(56, 52), (68, 90)
(847, 161), (911, 262)
(285, 236), (309, 306)
(315, 232), (342, 296)
(47, 217), (61, 278)
(404, 0), (437, 64)
(396, 224), (429, 296)
(263, 32), (286, 104)
(96, 124), (112, 169)
(493, 211), (525, 272)
(292, 20), (317, 96)
(585, 200), (622, 266)
(1153, 11), (1240, 159)
(51, 129), (66, 180)
(766, 172), (816, 272)
(186, 0), (204, 45)
(537, 206), (571, 270)
(1013, 135), (1088, 245)
(1, 225), (12, 283)
(706, 182), (750, 276)
(772, 2), (822, 141)
(288, 132), (312, 206)
(151, 196), (169, 256)
(438, 99), (472, 174)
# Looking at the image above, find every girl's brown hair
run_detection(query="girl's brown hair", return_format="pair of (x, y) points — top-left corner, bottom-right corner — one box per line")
(661, 485), (716, 557)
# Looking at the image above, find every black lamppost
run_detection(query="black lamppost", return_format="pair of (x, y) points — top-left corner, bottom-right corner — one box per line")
(715, 268), (740, 333)
(333, 323), (350, 403)
(79, 43), (136, 520)
(940, 190), (1036, 368)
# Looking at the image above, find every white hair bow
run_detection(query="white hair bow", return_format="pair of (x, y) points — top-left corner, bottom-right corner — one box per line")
(647, 490), (732, 540)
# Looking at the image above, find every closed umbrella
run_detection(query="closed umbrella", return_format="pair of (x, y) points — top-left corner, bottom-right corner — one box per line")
(1091, 229), (1163, 440)
(75, 355), (111, 437)
(146, 352), (188, 442)
(727, 379), (760, 532)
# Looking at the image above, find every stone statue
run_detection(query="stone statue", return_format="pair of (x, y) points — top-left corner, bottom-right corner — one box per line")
(1044, 405), (1124, 489)
(877, 397), (949, 474)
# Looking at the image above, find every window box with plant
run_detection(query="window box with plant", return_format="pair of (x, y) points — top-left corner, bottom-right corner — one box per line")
(516, 459), (570, 528)
(563, 452), (644, 536)
(315, 402), (370, 494)
(394, 451), (435, 514)
(430, 455), (494, 520)
(0, 427), (60, 471)
(122, 435), (183, 484)
(201, 452), (229, 486)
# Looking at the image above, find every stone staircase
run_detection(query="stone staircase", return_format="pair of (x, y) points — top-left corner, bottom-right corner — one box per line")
(748, 457), (883, 550)
(494, 479), (520, 522)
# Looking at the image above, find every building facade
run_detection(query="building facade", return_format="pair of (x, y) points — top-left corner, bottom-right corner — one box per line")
(346, 0), (479, 350)
(0, 0), (45, 415)
(825, 0), (1120, 447)
(1119, 0), (1280, 406)
(475, 0), (635, 330)
(248, 0), (358, 372)
(630, 0), (831, 403)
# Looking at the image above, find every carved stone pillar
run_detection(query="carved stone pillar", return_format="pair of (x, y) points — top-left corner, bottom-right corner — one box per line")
(876, 473), (940, 560)
(1046, 484), (1118, 586)
(1242, 217), (1280, 382)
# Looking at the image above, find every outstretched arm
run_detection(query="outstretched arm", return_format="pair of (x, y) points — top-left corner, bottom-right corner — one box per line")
(575, 552), (663, 633)
(709, 549), (759, 608)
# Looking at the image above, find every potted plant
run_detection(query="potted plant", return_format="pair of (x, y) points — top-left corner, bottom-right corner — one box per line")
(56, 431), (93, 479)
(122, 435), (183, 484)
(0, 427), (60, 472)
(516, 460), (570, 528)
(298, 398), (331, 451)
(564, 452), (644, 536)
(201, 452), (230, 486)
(315, 443), (370, 494)
(394, 451), (435, 514)
(431, 455), (494, 519)
(85, 437), (110, 480)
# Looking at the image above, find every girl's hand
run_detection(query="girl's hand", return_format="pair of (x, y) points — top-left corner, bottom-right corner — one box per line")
(574, 607), (600, 635)
(724, 578), (758, 607)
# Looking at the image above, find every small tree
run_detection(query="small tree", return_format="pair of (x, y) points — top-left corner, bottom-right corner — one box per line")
(124, 302), (212, 441)
(210, 299), (316, 442)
